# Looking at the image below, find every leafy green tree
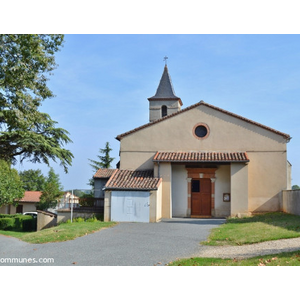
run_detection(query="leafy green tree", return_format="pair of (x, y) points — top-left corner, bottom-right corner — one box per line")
(36, 167), (64, 210)
(19, 169), (46, 191)
(0, 160), (24, 208)
(88, 142), (114, 187)
(89, 142), (114, 171)
(292, 185), (300, 190)
(0, 34), (73, 172)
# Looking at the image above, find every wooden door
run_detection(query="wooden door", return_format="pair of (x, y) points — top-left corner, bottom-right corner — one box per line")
(191, 178), (211, 216)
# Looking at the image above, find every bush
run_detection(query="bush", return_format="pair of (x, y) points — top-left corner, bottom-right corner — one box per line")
(22, 216), (37, 231)
(86, 216), (97, 222)
(0, 214), (37, 231)
(0, 218), (15, 230)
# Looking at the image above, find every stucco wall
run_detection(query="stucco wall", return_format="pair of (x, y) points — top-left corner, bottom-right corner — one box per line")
(215, 165), (231, 217)
(120, 105), (287, 172)
(231, 163), (249, 217)
(172, 165), (188, 217)
(248, 151), (287, 212)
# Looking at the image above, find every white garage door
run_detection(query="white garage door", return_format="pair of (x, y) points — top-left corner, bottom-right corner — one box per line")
(111, 191), (150, 222)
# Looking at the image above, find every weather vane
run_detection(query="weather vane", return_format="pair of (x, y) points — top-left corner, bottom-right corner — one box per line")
(163, 56), (168, 65)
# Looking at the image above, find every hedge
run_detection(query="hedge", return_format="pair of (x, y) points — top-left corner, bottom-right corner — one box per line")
(0, 215), (37, 231)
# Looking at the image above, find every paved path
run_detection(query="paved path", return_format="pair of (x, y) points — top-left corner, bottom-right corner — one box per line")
(0, 218), (225, 266)
(196, 237), (300, 259)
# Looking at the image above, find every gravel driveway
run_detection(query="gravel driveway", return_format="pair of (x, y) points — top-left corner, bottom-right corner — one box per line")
(0, 218), (225, 266)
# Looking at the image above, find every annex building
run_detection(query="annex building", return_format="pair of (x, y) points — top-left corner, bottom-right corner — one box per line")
(95, 64), (292, 222)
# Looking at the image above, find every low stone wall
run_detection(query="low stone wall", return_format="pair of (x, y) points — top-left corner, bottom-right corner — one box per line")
(282, 190), (300, 216)
(37, 210), (57, 231)
(57, 209), (101, 223)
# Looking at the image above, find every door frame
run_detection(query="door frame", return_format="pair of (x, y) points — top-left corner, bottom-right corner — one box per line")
(187, 168), (217, 217)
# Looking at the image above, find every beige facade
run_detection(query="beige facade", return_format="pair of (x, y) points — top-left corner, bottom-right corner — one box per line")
(104, 66), (291, 222)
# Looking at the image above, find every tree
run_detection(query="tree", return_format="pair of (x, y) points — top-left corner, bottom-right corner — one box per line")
(19, 169), (46, 191)
(0, 160), (24, 208)
(292, 185), (300, 190)
(89, 142), (114, 171)
(0, 34), (73, 172)
(88, 142), (114, 187)
(36, 167), (63, 210)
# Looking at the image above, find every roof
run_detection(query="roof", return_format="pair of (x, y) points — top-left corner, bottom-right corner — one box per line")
(153, 151), (250, 163)
(148, 65), (183, 105)
(105, 169), (162, 191)
(116, 101), (291, 141)
(19, 191), (42, 203)
(93, 168), (116, 179)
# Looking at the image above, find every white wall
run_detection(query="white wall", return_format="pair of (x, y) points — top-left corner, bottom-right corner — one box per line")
(171, 165), (188, 217)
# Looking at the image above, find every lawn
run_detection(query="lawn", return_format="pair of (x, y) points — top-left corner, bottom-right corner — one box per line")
(168, 251), (300, 266)
(169, 212), (300, 266)
(202, 212), (300, 246)
(0, 220), (116, 244)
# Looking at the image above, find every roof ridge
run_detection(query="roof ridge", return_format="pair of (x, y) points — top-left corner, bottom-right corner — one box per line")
(116, 101), (291, 141)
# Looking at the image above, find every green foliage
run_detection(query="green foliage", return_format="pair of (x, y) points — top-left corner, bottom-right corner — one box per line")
(0, 34), (73, 172)
(0, 160), (24, 207)
(0, 214), (36, 231)
(36, 167), (64, 210)
(88, 141), (114, 186)
(0, 217), (14, 230)
(89, 142), (114, 171)
(19, 169), (46, 191)
(292, 185), (300, 190)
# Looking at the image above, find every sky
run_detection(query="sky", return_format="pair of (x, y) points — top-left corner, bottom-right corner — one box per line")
(16, 34), (300, 191)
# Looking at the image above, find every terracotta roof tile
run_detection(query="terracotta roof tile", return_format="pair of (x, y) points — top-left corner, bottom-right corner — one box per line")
(19, 191), (42, 203)
(93, 168), (116, 178)
(116, 101), (291, 141)
(105, 169), (162, 191)
(153, 151), (250, 163)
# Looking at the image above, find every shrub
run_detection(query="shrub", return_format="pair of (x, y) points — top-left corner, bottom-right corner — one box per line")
(0, 218), (15, 230)
(22, 216), (37, 231)
(86, 216), (97, 222)
(73, 217), (85, 223)
(0, 215), (37, 231)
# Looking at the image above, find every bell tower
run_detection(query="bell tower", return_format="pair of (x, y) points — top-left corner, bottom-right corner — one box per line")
(148, 60), (182, 122)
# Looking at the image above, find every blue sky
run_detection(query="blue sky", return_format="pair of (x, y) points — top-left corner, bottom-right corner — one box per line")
(17, 34), (300, 190)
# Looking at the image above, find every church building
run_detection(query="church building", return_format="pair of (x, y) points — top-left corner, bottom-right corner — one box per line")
(100, 64), (291, 222)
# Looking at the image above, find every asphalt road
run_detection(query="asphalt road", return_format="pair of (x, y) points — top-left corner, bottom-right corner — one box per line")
(0, 218), (225, 266)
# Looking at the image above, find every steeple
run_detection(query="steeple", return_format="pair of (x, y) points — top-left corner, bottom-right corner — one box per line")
(148, 64), (182, 122)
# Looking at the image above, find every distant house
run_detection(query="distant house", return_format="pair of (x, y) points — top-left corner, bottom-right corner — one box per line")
(56, 192), (80, 210)
(93, 169), (116, 199)
(0, 191), (42, 214)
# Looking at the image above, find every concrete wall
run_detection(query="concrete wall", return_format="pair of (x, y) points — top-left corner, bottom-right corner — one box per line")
(37, 211), (57, 231)
(57, 210), (98, 223)
(282, 190), (300, 215)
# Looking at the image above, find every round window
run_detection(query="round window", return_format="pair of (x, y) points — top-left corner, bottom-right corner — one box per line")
(193, 123), (209, 139)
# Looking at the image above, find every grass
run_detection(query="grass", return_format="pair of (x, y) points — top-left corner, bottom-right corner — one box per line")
(0, 220), (116, 244)
(169, 212), (300, 266)
(202, 212), (300, 246)
(168, 251), (300, 266)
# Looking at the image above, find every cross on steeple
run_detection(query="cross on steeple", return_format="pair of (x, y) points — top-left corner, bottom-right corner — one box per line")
(163, 56), (168, 65)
